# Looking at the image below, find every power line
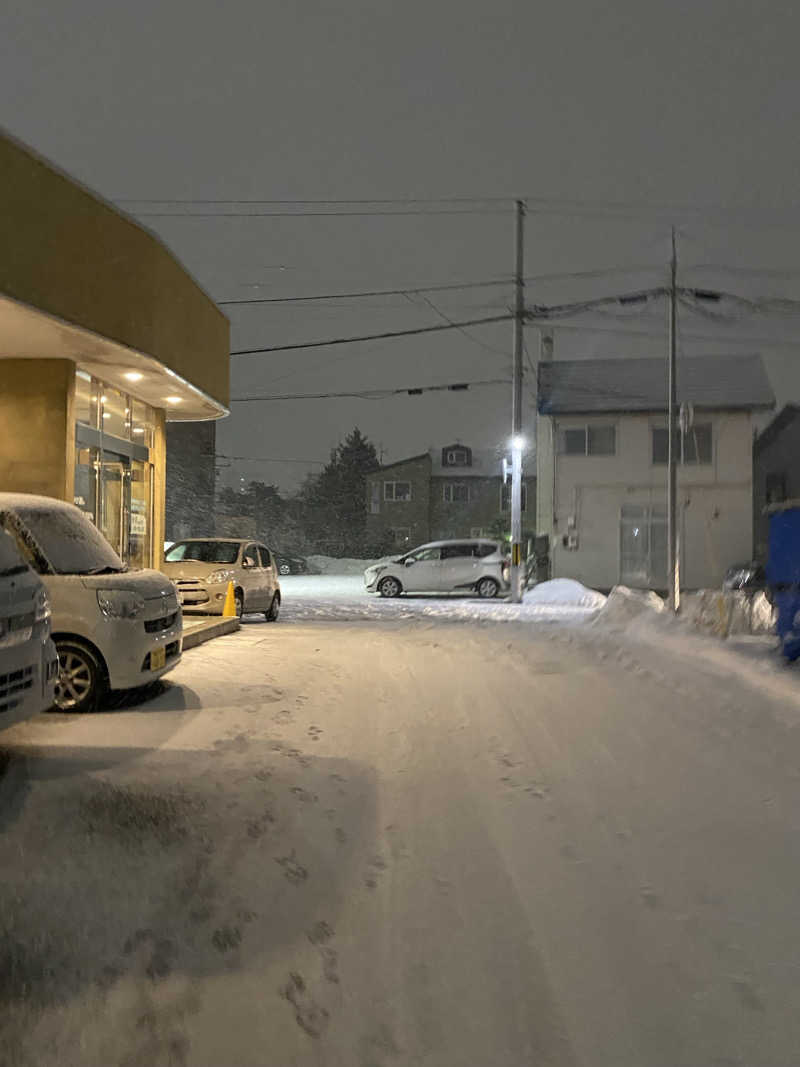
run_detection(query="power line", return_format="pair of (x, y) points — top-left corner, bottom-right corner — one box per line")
(116, 196), (513, 206)
(214, 453), (326, 464)
(230, 378), (509, 403)
(410, 292), (511, 359)
(218, 277), (511, 307)
(128, 207), (511, 218)
(218, 264), (661, 308)
(230, 313), (514, 356)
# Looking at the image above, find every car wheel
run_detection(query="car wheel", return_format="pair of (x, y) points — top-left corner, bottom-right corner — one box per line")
(54, 640), (106, 713)
(265, 593), (280, 621)
(234, 590), (244, 617)
(378, 576), (402, 598)
(279, 563), (291, 576)
(476, 577), (500, 599)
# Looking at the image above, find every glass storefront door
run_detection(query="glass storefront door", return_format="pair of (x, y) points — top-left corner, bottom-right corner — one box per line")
(73, 372), (157, 568)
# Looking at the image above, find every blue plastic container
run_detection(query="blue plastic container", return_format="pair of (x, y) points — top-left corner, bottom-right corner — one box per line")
(766, 503), (800, 660)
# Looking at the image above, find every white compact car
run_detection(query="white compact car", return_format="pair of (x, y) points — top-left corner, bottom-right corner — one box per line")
(0, 494), (182, 713)
(0, 528), (58, 726)
(364, 539), (510, 598)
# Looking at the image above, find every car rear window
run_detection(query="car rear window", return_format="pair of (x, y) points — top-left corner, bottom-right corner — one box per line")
(476, 543), (500, 558)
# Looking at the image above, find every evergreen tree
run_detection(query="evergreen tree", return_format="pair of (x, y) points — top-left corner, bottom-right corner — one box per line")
(298, 428), (379, 555)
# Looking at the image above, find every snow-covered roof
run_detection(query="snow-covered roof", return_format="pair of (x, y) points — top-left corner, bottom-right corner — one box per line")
(538, 355), (775, 415)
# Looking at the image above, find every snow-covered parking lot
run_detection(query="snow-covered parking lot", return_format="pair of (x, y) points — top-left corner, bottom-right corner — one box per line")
(276, 573), (606, 623)
(1, 573), (800, 1065)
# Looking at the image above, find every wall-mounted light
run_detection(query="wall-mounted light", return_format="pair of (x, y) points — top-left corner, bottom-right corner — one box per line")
(133, 427), (145, 434)
(123, 371), (143, 383)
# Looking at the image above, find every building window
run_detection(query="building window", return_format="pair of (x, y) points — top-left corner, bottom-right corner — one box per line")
(652, 424), (712, 465)
(443, 483), (469, 503)
(470, 527), (486, 537)
(501, 483), (528, 511)
(766, 471), (787, 505)
(444, 448), (469, 466)
(559, 424), (616, 456)
(384, 481), (412, 501)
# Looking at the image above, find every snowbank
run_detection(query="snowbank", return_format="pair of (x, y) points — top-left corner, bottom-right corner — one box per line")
(524, 579), (606, 610)
(594, 585), (666, 626)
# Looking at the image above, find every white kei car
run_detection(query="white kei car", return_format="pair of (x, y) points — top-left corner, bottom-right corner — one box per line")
(0, 527), (59, 725)
(364, 539), (510, 599)
(0, 495), (182, 713)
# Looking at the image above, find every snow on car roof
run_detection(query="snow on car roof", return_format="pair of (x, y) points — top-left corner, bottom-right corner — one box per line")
(0, 492), (83, 513)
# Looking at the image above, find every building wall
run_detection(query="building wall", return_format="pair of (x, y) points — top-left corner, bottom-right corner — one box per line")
(753, 411), (800, 561)
(0, 358), (74, 498)
(0, 132), (229, 408)
(165, 422), (216, 543)
(429, 475), (536, 539)
(365, 455), (432, 546)
(544, 412), (754, 590)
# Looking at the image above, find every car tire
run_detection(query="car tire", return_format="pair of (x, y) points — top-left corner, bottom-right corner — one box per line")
(378, 576), (402, 598)
(54, 639), (106, 713)
(476, 577), (500, 599)
(234, 590), (244, 617)
(265, 593), (280, 621)
(279, 563), (291, 576)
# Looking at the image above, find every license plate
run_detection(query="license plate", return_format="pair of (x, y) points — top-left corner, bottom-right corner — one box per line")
(150, 646), (166, 671)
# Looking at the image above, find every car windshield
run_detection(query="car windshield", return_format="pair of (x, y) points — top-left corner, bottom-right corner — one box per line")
(5, 505), (126, 575)
(0, 528), (29, 578)
(165, 540), (240, 564)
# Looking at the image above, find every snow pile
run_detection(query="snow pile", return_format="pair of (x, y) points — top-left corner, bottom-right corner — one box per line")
(523, 579), (606, 610)
(305, 555), (386, 576)
(682, 589), (775, 637)
(594, 585), (666, 626)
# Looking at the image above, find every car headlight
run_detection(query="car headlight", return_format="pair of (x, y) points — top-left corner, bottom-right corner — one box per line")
(34, 588), (51, 624)
(96, 589), (146, 619)
(206, 568), (236, 584)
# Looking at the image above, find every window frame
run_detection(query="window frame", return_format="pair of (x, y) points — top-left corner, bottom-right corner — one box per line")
(383, 480), (412, 502)
(651, 423), (713, 466)
(558, 423), (617, 457)
(442, 482), (470, 504)
(445, 448), (469, 466)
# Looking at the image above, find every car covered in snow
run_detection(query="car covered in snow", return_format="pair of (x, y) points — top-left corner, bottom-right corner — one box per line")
(364, 539), (510, 598)
(161, 538), (281, 619)
(0, 527), (59, 725)
(0, 494), (182, 713)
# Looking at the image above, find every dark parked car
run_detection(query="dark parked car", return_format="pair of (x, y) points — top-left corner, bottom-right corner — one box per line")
(274, 554), (308, 576)
(722, 561), (768, 595)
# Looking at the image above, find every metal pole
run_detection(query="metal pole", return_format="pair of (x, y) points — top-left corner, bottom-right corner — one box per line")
(510, 199), (525, 603)
(667, 227), (680, 612)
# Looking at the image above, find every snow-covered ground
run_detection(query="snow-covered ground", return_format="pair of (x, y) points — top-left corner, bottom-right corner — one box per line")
(276, 574), (605, 623)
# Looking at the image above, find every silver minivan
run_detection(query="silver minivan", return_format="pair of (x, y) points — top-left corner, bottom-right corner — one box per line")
(364, 539), (510, 598)
(0, 494), (182, 713)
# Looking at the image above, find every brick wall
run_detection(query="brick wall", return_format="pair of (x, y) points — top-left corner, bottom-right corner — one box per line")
(365, 454), (432, 548)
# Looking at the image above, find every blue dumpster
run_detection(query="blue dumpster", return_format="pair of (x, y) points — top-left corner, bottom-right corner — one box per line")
(766, 503), (800, 661)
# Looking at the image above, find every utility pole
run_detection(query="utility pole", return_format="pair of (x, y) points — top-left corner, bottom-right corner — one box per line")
(510, 199), (526, 603)
(667, 227), (680, 612)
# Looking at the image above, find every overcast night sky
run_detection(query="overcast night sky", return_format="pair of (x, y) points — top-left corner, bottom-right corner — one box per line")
(4, 1), (800, 491)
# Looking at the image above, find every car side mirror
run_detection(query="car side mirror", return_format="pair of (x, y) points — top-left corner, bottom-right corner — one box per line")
(405, 559), (415, 566)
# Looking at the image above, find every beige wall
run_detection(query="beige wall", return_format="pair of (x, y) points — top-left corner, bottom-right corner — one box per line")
(152, 409), (167, 569)
(0, 358), (74, 498)
(541, 412), (754, 590)
(0, 133), (229, 408)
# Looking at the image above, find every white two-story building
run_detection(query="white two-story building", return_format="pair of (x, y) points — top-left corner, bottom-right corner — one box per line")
(535, 355), (774, 591)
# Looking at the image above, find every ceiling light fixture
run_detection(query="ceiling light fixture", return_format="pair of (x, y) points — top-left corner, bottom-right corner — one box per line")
(123, 371), (143, 383)
(165, 396), (182, 405)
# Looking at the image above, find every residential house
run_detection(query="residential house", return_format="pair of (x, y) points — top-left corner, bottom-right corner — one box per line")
(753, 404), (800, 561)
(536, 356), (774, 591)
(365, 443), (536, 549)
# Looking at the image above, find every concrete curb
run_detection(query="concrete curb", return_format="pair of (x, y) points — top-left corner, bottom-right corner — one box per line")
(182, 617), (240, 650)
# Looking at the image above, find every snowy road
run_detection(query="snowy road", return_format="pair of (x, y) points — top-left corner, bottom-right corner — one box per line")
(1, 597), (799, 1065)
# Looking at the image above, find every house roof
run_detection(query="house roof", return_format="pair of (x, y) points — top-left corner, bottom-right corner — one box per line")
(753, 404), (800, 455)
(537, 355), (775, 415)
